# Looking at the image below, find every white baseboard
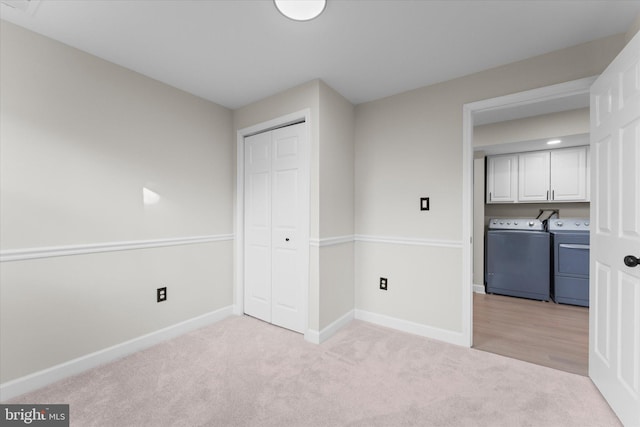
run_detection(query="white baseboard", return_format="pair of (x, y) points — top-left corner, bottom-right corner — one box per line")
(0, 306), (234, 402)
(305, 310), (354, 344)
(232, 304), (243, 316)
(473, 283), (486, 294)
(354, 309), (467, 347)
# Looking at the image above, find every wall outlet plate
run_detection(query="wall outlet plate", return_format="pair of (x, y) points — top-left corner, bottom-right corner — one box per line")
(380, 277), (388, 290)
(157, 287), (167, 302)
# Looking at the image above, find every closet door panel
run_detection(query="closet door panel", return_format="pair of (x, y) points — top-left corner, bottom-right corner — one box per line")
(244, 133), (272, 322)
(270, 124), (308, 333)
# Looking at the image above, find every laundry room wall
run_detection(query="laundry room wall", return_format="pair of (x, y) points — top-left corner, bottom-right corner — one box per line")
(472, 108), (591, 287)
(354, 33), (626, 342)
(0, 22), (234, 383)
(474, 108), (589, 148)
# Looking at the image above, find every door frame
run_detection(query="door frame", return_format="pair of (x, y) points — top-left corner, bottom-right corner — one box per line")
(234, 109), (312, 334)
(461, 77), (597, 347)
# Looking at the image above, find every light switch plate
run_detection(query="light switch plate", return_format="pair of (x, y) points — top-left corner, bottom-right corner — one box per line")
(420, 197), (430, 211)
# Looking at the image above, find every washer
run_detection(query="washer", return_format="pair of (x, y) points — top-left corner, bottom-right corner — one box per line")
(549, 218), (590, 307)
(485, 218), (550, 301)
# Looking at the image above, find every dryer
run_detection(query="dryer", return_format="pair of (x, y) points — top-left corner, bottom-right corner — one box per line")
(549, 218), (590, 307)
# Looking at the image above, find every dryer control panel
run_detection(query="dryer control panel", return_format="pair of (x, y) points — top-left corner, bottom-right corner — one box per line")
(548, 218), (590, 232)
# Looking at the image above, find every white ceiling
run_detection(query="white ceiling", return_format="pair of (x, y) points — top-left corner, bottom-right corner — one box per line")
(1, 0), (639, 110)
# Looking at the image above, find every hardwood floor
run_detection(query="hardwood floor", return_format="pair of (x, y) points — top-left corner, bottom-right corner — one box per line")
(473, 292), (589, 376)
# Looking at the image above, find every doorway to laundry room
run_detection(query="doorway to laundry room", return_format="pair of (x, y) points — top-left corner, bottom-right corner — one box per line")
(470, 81), (592, 376)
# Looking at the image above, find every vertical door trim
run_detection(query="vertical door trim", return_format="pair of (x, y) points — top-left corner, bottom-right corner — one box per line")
(462, 77), (597, 348)
(234, 109), (312, 336)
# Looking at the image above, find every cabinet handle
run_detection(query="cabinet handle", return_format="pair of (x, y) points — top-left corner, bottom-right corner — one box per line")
(489, 192), (492, 201)
(546, 190), (549, 200)
(552, 190), (555, 200)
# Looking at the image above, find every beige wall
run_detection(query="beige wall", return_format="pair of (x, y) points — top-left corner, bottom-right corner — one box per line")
(0, 23), (234, 382)
(318, 82), (355, 329)
(319, 81), (355, 239)
(354, 33), (625, 333)
(485, 203), (590, 220)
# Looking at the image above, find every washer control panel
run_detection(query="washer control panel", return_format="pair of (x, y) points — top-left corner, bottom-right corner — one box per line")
(489, 218), (545, 231)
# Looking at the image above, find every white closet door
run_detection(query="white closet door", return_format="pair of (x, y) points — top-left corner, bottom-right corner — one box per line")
(244, 131), (272, 323)
(244, 123), (309, 333)
(271, 124), (309, 333)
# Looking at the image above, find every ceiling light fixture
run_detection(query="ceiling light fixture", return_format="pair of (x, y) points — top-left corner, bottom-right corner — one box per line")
(547, 139), (562, 145)
(274, 0), (326, 21)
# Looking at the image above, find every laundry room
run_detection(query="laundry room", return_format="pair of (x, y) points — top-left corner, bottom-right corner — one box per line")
(471, 100), (591, 375)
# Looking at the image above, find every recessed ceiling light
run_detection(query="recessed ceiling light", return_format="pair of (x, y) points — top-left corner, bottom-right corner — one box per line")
(274, 0), (326, 21)
(547, 139), (562, 145)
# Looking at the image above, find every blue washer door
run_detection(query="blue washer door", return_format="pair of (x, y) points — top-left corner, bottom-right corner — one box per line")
(486, 230), (550, 301)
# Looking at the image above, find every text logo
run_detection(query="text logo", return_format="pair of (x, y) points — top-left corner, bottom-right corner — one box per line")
(1, 405), (69, 426)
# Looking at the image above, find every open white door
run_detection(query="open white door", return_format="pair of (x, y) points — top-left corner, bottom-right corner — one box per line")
(589, 30), (640, 426)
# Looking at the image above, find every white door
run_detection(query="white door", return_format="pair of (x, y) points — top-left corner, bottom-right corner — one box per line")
(589, 30), (640, 426)
(244, 131), (272, 323)
(244, 123), (309, 333)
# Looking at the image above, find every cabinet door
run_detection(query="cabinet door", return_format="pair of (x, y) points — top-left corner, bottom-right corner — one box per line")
(486, 155), (517, 203)
(550, 146), (588, 201)
(518, 151), (550, 202)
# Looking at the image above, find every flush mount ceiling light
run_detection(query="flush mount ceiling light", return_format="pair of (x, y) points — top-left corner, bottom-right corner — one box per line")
(547, 139), (562, 145)
(274, 0), (326, 21)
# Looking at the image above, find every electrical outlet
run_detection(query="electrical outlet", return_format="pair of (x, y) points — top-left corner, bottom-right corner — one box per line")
(380, 277), (388, 291)
(157, 287), (167, 302)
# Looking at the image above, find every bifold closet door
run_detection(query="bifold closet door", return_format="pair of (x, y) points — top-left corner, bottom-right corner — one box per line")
(244, 123), (308, 333)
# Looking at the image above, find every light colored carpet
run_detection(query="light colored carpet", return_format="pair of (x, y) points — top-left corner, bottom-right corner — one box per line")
(7, 316), (621, 426)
